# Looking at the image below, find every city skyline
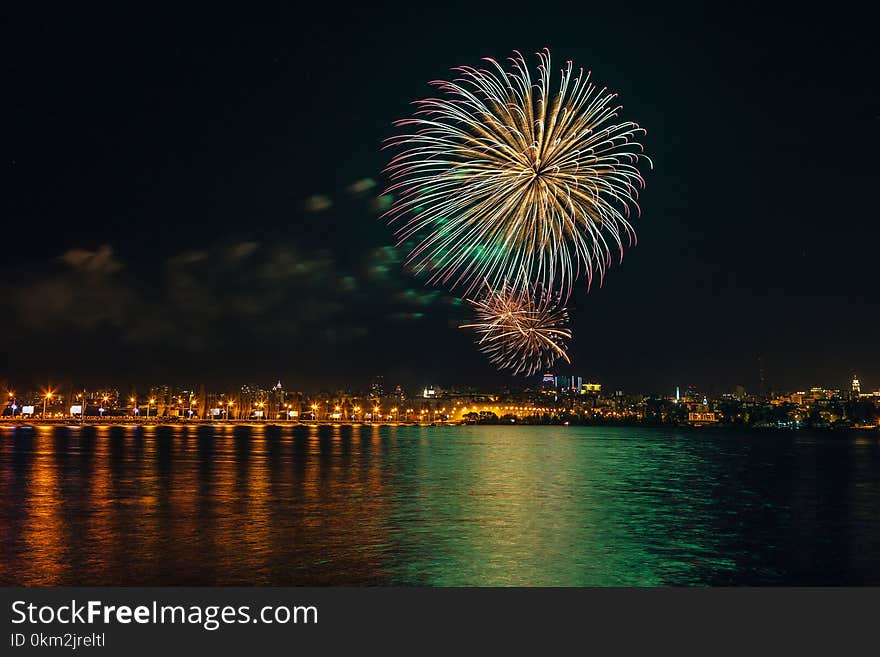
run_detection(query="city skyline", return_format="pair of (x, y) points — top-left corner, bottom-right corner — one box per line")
(4, 369), (877, 408)
(4, 370), (877, 431)
(1, 363), (877, 399)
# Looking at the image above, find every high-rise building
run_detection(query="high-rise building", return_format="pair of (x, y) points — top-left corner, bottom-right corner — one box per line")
(758, 356), (766, 396)
(271, 380), (285, 418)
(149, 385), (171, 415)
(851, 375), (861, 400)
(370, 376), (385, 401)
(239, 384), (267, 418)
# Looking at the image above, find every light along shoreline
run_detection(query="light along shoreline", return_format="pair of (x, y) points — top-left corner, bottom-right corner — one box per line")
(0, 419), (457, 428)
(1, 420), (878, 431)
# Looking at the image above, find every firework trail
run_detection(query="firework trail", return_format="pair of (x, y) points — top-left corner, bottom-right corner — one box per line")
(384, 48), (650, 301)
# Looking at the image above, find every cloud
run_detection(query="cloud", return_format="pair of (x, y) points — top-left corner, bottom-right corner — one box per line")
(370, 194), (393, 213)
(9, 237), (459, 355)
(226, 241), (259, 262)
(59, 244), (123, 274)
(304, 195), (332, 212)
(167, 250), (208, 266)
(17, 253), (129, 331)
(346, 178), (377, 195)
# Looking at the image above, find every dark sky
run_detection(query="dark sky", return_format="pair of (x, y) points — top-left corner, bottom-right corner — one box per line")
(4, 1), (878, 394)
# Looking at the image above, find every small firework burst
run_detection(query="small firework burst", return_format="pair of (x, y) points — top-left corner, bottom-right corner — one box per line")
(461, 280), (571, 376)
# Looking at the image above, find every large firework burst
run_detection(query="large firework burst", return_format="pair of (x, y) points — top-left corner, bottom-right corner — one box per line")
(461, 280), (571, 377)
(384, 48), (650, 300)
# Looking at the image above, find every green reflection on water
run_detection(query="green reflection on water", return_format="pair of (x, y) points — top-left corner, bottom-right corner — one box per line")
(384, 427), (736, 585)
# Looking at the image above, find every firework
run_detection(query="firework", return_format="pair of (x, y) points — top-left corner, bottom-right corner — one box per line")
(384, 48), (650, 300)
(461, 280), (571, 377)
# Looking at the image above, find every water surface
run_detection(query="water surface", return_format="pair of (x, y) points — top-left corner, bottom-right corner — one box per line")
(1, 424), (878, 585)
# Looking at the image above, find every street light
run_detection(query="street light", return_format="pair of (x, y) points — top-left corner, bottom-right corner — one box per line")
(147, 398), (155, 421)
(42, 390), (54, 420)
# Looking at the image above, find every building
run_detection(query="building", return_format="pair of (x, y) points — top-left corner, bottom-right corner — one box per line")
(270, 380), (286, 419)
(369, 376), (385, 403)
(688, 404), (718, 426)
(809, 386), (829, 400)
(688, 410), (718, 425)
(149, 385), (171, 416)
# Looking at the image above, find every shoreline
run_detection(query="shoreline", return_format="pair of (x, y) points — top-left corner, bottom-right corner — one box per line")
(1, 420), (877, 432)
(0, 420), (451, 429)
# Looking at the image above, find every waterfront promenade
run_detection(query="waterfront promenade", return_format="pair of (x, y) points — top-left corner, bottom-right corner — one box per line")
(0, 418), (452, 428)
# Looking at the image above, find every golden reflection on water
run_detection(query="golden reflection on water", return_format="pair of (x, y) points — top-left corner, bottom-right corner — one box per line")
(19, 427), (64, 585)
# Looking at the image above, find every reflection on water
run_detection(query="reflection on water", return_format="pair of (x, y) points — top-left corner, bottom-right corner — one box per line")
(1, 425), (878, 586)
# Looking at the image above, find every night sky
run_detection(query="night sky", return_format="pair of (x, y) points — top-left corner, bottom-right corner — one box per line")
(4, 1), (877, 394)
